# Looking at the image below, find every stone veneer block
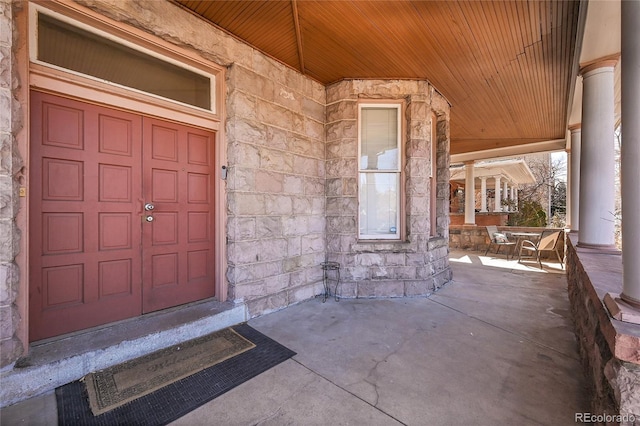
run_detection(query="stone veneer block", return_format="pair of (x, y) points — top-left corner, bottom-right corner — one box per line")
(405, 279), (434, 297)
(337, 281), (357, 299)
(357, 281), (405, 298)
(246, 291), (289, 318)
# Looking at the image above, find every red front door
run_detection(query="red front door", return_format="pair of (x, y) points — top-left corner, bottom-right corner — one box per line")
(29, 92), (216, 341)
(142, 118), (216, 312)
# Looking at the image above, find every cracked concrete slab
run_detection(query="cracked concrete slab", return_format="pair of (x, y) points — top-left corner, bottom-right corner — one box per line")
(172, 360), (402, 426)
(248, 297), (586, 425)
(1, 251), (587, 425)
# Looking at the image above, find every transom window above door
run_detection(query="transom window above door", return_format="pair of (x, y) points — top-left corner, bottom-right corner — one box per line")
(31, 8), (216, 112)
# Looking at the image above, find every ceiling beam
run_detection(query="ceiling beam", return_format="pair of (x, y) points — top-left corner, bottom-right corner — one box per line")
(450, 139), (567, 165)
(451, 137), (565, 155)
(291, 0), (305, 74)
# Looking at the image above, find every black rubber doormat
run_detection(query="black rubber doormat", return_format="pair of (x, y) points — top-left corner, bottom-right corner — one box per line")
(55, 324), (296, 426)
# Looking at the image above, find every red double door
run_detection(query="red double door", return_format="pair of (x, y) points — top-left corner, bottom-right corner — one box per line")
(29, 92), (216, 341)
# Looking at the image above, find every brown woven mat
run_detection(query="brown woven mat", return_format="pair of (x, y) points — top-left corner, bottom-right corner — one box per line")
(84, 327), (255, 415)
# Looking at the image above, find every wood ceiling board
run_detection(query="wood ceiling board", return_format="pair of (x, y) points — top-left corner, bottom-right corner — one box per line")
(192, 1), (301, 70)
(416, 1), (514, 133)
(173, 0), (581, 155)
(297, 2), (394, 81)
(449, 3), (530, 138)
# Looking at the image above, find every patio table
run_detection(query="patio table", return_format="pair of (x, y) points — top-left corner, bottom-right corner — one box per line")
(509, 232), (542, 257)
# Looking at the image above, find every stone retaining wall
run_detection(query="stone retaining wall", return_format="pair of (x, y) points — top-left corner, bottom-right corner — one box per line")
(566, 234), (640, 425)
(450, 225), (566, 260)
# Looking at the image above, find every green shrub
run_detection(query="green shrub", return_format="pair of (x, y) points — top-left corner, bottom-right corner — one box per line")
(508, 200), (547, 227)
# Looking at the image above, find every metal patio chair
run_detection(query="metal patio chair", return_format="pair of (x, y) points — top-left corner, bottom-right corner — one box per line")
(518, 229), (564, 269)
(484, 225), (516, 260)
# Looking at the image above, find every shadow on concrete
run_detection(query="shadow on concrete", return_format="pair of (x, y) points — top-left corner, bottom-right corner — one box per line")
(1, 250), (587, 426)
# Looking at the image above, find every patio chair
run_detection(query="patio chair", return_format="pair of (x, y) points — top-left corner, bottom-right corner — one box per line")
(518, 229), (564, 269)
(484, 225), (516, 260)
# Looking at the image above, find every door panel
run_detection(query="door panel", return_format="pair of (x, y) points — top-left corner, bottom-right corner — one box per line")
(30, 92), (143, 341)
(30, 92), (216, 341)
(142, 118), (215, 312)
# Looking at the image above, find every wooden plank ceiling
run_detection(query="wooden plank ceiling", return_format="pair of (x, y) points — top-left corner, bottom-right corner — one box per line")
(175, 0), (580, 156)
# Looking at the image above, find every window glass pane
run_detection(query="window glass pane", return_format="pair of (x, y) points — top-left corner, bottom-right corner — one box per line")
(359, 173), (399, 237)
(360, 107), (398, 170)
(38, 14), (211, 110)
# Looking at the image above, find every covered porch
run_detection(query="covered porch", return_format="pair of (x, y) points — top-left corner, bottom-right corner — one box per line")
(2, 250), (589, 424)
(449, 158), (538, 226)
(1, 0), (640, 422)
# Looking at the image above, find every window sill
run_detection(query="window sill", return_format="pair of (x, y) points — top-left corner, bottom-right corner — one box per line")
(353, 239), (413, 253)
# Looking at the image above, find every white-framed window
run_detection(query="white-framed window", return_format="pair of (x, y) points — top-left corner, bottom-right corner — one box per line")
(358, 103), (402, 240)
(29, 5), (216, 113)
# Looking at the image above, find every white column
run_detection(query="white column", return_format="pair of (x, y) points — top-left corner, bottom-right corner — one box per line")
(494, 176), (501, 212)
(513, 186), (518, 210)
(510, 186), (515, 212)
(566, 147), (572, 229)
(503, 181), (509, 211)
(578, 59), (618, 248)
(621, 0), (640, 306)
(464, 161), (476, 225)
(480, 177), (487, 212)
(569, 125), (581, 232)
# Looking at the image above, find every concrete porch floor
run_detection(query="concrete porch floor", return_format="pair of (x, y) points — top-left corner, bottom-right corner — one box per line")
(1, 250), (588, 425)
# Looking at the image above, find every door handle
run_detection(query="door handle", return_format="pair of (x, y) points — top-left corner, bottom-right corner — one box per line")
(144, 203), (155, 211)
(145, 215), (154, 222)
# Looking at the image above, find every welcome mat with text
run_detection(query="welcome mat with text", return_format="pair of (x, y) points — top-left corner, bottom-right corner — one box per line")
(55, 324), (296, 426)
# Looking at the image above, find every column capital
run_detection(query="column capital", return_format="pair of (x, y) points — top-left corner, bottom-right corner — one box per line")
(579, 53), (620, 76)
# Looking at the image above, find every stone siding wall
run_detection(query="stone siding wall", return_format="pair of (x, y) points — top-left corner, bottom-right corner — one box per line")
(225, 63), (326, 316)
(566, 235), (640, 425)
(2, 0), (456, 371)
(0, 0), (24, 368)
(75, 0), (327, 318)
(325, 80), (452, 298)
